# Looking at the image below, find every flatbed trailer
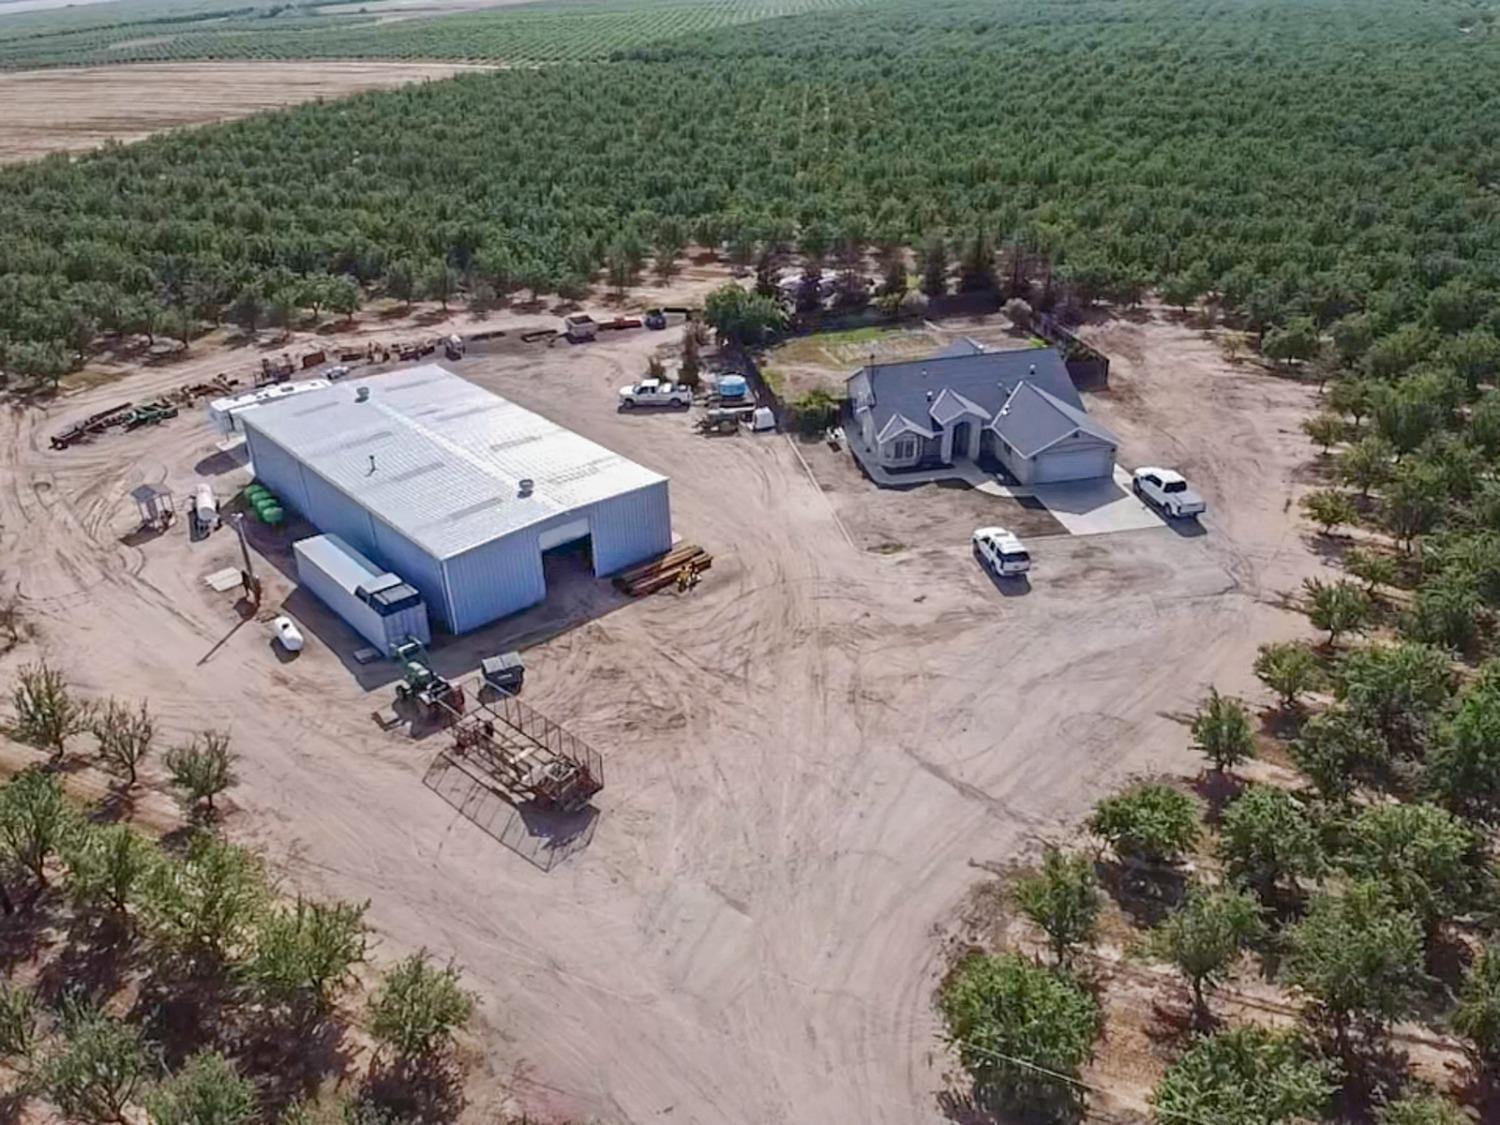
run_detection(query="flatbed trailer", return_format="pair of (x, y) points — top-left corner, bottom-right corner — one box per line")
(435, 691), (603, 814)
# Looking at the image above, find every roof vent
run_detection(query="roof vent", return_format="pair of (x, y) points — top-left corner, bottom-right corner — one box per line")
(925, 390), (933, 401)
(921, 367), (928, 379)
(1029, 364), (1036, 375)
(517, 478), (534, 498)
(355, 386), (370, 403)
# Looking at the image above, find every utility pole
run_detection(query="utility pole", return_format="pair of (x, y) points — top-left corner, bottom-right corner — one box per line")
(231, 513), (261, 606)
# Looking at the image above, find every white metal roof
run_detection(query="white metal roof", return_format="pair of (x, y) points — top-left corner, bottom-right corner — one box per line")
(293, 532), (394, 595)
(242, 365), (667, 560)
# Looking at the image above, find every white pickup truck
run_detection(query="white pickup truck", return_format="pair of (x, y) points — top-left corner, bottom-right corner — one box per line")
(972, 526), (1032, 577)
(1132, 467), (1207, 519)
(618, 378), (691, 409)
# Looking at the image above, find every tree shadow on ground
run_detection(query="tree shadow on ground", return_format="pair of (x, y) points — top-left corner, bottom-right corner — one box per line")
(1325, 1034), (1414, 1124)
(236, 1012), (357, 1120)
(1257, 705), (1303, 744)
(33, 908), (136, 1005)
(355, 1052), (467, 1124)
(936, 1088), (1069, 1125)
(1145, 988), (1219, 1053)
(1304, 531), (1353, 566)
(1451, 1058), (1497, 1122)
(128, 958), (237, 1068)
(0, 890), (64, 975)
(1095, 860), (1188, 929)
(1190, 769), (1245, 825)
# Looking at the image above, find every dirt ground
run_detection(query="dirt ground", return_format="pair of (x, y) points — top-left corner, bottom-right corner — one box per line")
(796, 436), (1066, 554)
(0, 296), (1336, 1122)
(0, 61), (489, 163)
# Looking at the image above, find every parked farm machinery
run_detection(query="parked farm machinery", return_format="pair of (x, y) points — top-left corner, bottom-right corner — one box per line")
(392, 639), (465, 722)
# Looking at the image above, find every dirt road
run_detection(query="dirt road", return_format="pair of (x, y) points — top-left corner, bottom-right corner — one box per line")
(0, 61), (486, 163)
(0, 305), (1328, 1121)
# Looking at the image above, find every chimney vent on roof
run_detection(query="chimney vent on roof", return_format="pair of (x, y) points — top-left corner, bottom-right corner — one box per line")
(518, 478), (534, 498)
(367, 455), (376, 475)
(355, 386), (370, 403)
(1029, 364), (1036, 375)
(926, 390), (933, 401)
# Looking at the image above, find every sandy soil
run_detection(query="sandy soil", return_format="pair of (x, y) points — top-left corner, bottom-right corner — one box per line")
(0, 296), (1334, 1122)
(0, 61), (488, 163)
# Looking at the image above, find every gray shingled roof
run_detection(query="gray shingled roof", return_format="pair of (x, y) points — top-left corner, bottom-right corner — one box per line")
(847, 345), (1086, 440)
(990, 381), (1118, 457)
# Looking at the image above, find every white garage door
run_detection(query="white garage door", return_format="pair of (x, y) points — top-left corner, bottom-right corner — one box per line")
(1033, 446), (1113, 484)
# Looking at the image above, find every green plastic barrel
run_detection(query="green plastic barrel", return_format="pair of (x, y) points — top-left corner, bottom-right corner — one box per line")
(245, 487), (270, 504)
(261, 506), (285, 526)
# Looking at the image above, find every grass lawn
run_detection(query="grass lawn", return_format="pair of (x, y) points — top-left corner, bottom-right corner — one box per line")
(772, 325), (942, 371)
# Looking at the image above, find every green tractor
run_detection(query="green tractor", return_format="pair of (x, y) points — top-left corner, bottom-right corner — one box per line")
(391, 639), (464, 721)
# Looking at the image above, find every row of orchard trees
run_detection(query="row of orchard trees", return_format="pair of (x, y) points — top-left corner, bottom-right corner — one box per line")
(6, 0), (1500, 382)
(940, 638), (1500, 1122)
(1, 663), (475, 1123)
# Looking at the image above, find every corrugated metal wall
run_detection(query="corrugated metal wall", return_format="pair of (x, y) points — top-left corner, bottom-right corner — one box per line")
(248, 425), (455, 630)
(438, 480), (670, 633)
(371, 522), (453, 629)
(586, 480), (672, 575)
(244, 429), (313, 517)
(300, 471), (379, 557)
(442, 532), (547, 633)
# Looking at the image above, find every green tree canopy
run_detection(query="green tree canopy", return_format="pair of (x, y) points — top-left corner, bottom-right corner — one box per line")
(146, 1050), (259, 1125)
(1284, 883), (1425, 1039)
(703, 283), (784, 344)
(1150, 1026), (1337, 1125)
(1253, 641), (1323, 710)
(1088, 784), (1199, 866)
(1341, 802), (1484, 932)
(1219, 784), (1324, 902)
(1302, 578), (1372, 647)
(368, 952), (474, 1060)
(1152, 883), (1264, 1019)
(939, 952), (1101, 1118)
(1014, 846), (1100, 967)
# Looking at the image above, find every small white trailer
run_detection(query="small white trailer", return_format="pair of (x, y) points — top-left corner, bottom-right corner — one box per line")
(206, 378), (331, 437)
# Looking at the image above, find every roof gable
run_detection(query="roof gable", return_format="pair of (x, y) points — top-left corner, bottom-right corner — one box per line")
(875, 412), (936, 444)
(928, 386), (989, 426)
(990, 381), (1118, 458)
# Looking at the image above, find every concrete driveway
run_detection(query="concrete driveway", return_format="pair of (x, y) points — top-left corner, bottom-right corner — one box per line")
(1032, 466), (1166, 536)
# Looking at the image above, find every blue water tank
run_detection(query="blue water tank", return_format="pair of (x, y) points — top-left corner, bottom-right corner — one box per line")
(718, 374), (748, 399)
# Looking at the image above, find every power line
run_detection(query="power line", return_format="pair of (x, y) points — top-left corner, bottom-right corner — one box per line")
(948, 1033), (1224, 1125)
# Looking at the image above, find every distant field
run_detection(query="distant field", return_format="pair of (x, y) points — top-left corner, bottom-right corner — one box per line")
(0, 60), (481, 161)
(0, 0), (873, 68)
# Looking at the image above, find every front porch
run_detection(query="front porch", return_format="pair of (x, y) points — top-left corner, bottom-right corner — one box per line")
(845, 433), (1030, 497)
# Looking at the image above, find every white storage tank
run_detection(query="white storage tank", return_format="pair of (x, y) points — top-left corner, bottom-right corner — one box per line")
(292, 533), (431, 653)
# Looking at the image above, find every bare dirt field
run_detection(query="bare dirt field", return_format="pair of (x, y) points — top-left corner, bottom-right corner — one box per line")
(0, 61), (487, 162)
(0, 299), (1335, 1121)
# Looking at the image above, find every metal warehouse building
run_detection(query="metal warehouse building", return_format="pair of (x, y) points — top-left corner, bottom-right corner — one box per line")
(240, 365), (672, 633)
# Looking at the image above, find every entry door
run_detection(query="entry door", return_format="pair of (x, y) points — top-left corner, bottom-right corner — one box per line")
(951, 421), (972, 460)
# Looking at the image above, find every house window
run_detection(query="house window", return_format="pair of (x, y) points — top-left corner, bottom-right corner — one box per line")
(892, 436), (919, 461)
